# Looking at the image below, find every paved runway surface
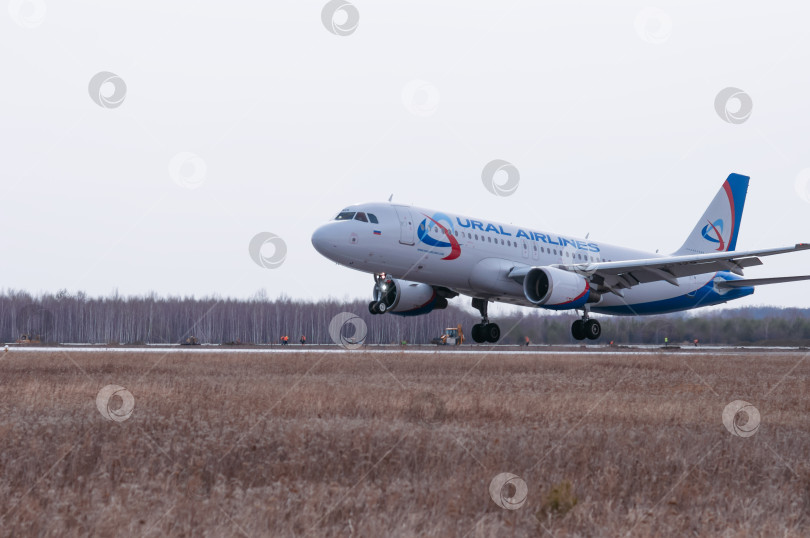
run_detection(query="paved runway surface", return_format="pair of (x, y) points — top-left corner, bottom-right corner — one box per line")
(5, 344), (806, 356)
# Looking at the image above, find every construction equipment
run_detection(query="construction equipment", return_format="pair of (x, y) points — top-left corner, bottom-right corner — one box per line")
(181, 336), (200, 345)
(434, 324), (464, 346)
(16, 334), (41, 344)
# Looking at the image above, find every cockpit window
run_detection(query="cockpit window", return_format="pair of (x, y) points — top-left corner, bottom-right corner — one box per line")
(335, 211), (355, 221)
(354, 212), (368, 222)
(368, 213), (378, 224)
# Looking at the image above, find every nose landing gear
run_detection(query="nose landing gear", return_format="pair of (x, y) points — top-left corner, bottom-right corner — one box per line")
(470, 298), (500, 343)
(369, 273), (392, 315)
(571, 308), (601, 341)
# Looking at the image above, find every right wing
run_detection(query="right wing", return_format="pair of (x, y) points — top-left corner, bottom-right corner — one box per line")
(714, 275), (810, 289)
(543, 243), (810, 296)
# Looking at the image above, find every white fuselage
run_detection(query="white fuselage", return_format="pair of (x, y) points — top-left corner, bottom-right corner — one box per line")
(311, 203), (750, 315)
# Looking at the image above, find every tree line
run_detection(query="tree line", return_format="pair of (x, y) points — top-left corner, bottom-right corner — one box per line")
(3, 289), (810, 346)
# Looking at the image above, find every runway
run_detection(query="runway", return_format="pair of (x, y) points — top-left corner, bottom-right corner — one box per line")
(4, 343), (806, 356)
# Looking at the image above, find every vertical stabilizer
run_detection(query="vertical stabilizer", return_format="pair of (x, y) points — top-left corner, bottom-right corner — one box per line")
(673, 174), (749, 255)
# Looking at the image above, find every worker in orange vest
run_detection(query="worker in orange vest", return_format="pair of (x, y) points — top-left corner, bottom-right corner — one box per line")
(300, 335), (306, 345)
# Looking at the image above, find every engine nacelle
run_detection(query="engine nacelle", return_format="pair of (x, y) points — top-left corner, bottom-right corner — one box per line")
(373, 278), (447, 316)
(523, 266), (590, 310)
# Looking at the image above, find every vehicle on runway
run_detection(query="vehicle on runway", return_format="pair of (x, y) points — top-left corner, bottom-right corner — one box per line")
(433, 324), (464, 346)
(311, 174), (810, 343)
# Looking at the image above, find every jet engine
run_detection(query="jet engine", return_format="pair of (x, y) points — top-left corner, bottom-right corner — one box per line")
(372, 278), (447, 316)
(523, 266), (590, 310)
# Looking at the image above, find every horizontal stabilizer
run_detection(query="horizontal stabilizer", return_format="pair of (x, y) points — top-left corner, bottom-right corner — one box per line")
(716, 275), (810, 289)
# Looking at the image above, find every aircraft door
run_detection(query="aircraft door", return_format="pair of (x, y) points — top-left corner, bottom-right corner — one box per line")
(393, 205), (415, 245)
(521, 238), (529, 259)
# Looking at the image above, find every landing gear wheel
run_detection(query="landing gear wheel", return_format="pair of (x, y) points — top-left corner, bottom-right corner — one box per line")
(471, 298), (497, 344)
(584, 319), (601, 340)
(368, 301), (378, 315)
(571, 319), (586, 341)
(377, 301), (387, 314)
(484, 323), (500, 343)
(471, 323), (485, 344)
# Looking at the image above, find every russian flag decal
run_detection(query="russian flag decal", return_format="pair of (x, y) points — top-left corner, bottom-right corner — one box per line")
(373, 230), (382, 235)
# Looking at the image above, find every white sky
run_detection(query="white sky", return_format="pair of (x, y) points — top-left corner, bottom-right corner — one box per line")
(2, 1), (810, 310)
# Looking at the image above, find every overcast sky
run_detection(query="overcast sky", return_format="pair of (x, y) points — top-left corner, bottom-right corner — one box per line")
(3, 1), (810, 310)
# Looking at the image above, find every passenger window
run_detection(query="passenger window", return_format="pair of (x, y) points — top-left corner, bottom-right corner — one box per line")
(354, 212), (368, 222)
(488, 237), (491, 242)
(335, 211), (355, 220)
(507, 241), (511, 246)
(475, 234), (478, 240)
(368, 213), (378, 224)
(553, 249), (557, 255)
(500, 239), (504, 245)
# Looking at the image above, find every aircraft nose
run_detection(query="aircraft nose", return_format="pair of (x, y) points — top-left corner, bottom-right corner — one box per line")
(311, 223), (336, 257)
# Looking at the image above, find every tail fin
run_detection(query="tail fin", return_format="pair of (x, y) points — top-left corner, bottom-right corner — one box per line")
(673, 173), (749, 255)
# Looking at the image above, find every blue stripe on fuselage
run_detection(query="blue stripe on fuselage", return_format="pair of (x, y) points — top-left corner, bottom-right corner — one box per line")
(592, 272), (754, 316)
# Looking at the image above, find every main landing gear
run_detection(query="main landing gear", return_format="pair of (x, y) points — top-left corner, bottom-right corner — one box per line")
(571, 308), (601, 341)
(470, 298), (500, 343)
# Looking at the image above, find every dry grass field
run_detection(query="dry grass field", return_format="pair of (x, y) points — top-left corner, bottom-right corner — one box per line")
(1, 349), (809, 537)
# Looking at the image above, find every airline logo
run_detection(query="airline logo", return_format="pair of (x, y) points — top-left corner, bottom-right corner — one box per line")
(701, 218), (726, 251)
(417, 212), (603, 260)
(455, 217), (601, 253)
(417, 213), (461, 260)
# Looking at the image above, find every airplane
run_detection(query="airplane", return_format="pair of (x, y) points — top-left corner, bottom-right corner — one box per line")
(311, 173), (810, 343)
